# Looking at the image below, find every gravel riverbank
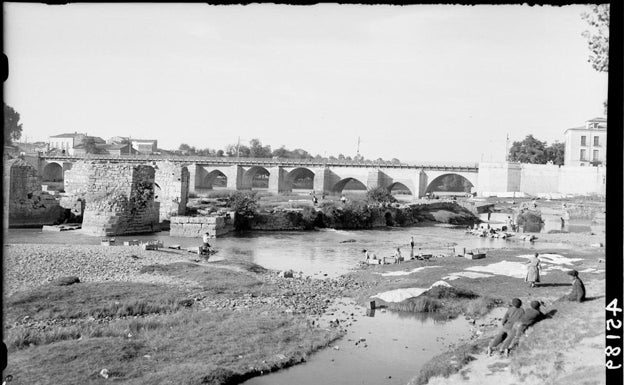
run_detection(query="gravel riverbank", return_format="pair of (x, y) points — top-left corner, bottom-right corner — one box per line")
(3, 244), (195, 296)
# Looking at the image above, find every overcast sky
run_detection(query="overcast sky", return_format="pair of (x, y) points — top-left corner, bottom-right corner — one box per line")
(4, 3), (608, 163)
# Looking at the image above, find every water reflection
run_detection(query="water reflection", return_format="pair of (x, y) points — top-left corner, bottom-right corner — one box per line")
(7, 226), (571, 278)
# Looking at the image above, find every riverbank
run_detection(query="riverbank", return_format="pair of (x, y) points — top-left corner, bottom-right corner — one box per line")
(3, 221), (605, 384)
(3, 243), (371, 384)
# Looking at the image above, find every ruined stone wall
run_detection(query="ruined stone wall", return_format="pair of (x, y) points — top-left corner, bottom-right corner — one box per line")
(154, 162), (189, 222)
(64, 162), (159, 236)
(5, 158), (62, 227)
(169, 214), (234, 238)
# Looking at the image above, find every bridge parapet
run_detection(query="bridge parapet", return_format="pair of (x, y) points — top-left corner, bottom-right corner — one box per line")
(39, 154), (478, 171)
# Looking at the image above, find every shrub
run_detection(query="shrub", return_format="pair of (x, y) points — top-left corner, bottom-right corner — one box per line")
(228, 191), (258, 230)
(366, 186), (398, 204)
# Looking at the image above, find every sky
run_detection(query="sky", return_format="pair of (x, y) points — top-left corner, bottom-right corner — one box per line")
(3, 3), (608, 163)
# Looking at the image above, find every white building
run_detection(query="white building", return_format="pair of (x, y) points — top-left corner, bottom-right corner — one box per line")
(131, 139), (158, 155)
(563, 117), (607, 167)
(48, 132), (105, 155)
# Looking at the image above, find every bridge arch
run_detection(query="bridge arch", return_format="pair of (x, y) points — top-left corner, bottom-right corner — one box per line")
(332, 177), (367, 193)
(203, 170), (228, 189)
(243, 166), (270, 190)
(387, 181), (414, 196)
(425, 173), (474, 195)
(285, 167), (315, 192)
(42, 162), (63, 183)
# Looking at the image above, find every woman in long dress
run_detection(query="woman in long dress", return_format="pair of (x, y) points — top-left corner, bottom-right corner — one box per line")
(525, 253), (541, 288)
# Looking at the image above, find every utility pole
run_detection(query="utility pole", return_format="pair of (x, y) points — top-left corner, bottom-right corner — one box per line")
(356, 136), (361, 159)
(505, 133), (510, 162)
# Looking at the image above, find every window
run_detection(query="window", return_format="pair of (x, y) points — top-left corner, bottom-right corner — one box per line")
(581, 136), (587, 146)
(594, 136), (599, 146)
(580, 149), (587, 161)
(593, 150), (599, 160)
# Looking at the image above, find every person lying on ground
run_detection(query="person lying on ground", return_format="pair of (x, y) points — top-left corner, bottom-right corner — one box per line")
(500, 300), (546, 357)
(486, 298), (524, 356)
(556, 269), (586, 302)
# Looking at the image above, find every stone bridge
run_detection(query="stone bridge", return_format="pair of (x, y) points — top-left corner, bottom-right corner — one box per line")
(32, 154), (480, 199)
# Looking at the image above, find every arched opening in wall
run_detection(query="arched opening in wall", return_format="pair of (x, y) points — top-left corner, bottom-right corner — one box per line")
(388, 182), (413, 201)
(425, 174), (474, 197)
(244, 166), (270, 190)
(42, 163), (64, 191)
(332, 178), (367, 194)
(385, 212), (394, 226)
(203, 170), (228, 190)
(42, 163), (63, 182)
(287, 167), (315, 193)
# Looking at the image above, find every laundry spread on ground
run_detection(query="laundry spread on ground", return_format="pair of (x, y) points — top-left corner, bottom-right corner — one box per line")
(378, 266), (441, 277)
(465, 261), (529, 279)
(371, 280), (451, 303)
(442, 271), (494, 280)
(516, 253), (583, 265)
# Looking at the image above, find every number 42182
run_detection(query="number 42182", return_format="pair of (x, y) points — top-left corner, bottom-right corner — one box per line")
(606, 298), (622, 369)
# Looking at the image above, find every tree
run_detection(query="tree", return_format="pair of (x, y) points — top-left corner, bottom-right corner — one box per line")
(82, 137), (106, 154)
(508, 135), (548, 164)
(545, 142), (565, 166)
(581, 4), (609, 73)
(582, 4), (609, 115)
(216, 149), (224, 157)
(4, 103), (23, 145)
(249, 138), (271, 158)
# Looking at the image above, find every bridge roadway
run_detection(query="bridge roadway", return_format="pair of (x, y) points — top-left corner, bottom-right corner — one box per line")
(36, 154), (480, 198)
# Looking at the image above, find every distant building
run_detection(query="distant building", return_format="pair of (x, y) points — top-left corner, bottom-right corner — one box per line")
(107, 136), (130, 145)
(564, 117), (606, 167)
(47, 132), (105, 156)
(131, 139), (158, 155)
(108, 143), (137, 156)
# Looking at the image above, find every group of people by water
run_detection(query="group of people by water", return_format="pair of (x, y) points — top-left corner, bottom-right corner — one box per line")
(487, 261), (587, 357)
(362, 236), (432, 264)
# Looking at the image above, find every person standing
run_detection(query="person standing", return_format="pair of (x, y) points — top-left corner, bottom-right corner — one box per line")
(394, 247), (403, 264)
(487, 298), (525, 356)
(525, 253), (541, 288)
(410, 236), (415, 250)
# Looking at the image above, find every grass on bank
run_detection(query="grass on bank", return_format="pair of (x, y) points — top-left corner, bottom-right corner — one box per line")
(138, 261), (265, 295)
(6, 309), (344, 385)
(5, 282), (192, 325)
(384, 286), (500, 318)
(409, 280), (606, 385)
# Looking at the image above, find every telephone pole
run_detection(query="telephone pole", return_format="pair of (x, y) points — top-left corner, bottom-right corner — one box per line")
(356, 136), (361, 159)
(505, 134), (510, 162)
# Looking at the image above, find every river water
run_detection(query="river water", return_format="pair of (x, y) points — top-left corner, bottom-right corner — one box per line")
(7, 225), (565, 278)
(6, 225), (574, 385)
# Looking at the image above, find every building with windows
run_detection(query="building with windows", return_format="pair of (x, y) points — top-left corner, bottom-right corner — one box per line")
(48, 132), (105, 156)
(130, 139), (158, 155)
(563, 117), (606, 167)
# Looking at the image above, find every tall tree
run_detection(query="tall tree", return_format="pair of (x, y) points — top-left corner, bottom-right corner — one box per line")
(248, 138), (271, 158)
(508, 135), (548, 164)
(4, 103), (23, 145)
(582, 4), (609, 115)
(545, 142), (565, 166)
(581, 4), (609, 73)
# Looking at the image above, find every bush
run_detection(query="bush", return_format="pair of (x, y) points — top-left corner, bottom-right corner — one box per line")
(228, 191), (258, 230)
(366, 187), (398, 204)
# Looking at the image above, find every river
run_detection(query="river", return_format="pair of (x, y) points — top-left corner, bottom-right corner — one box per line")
(7, 224), (567, 278)
(6, 225), (574, 385)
